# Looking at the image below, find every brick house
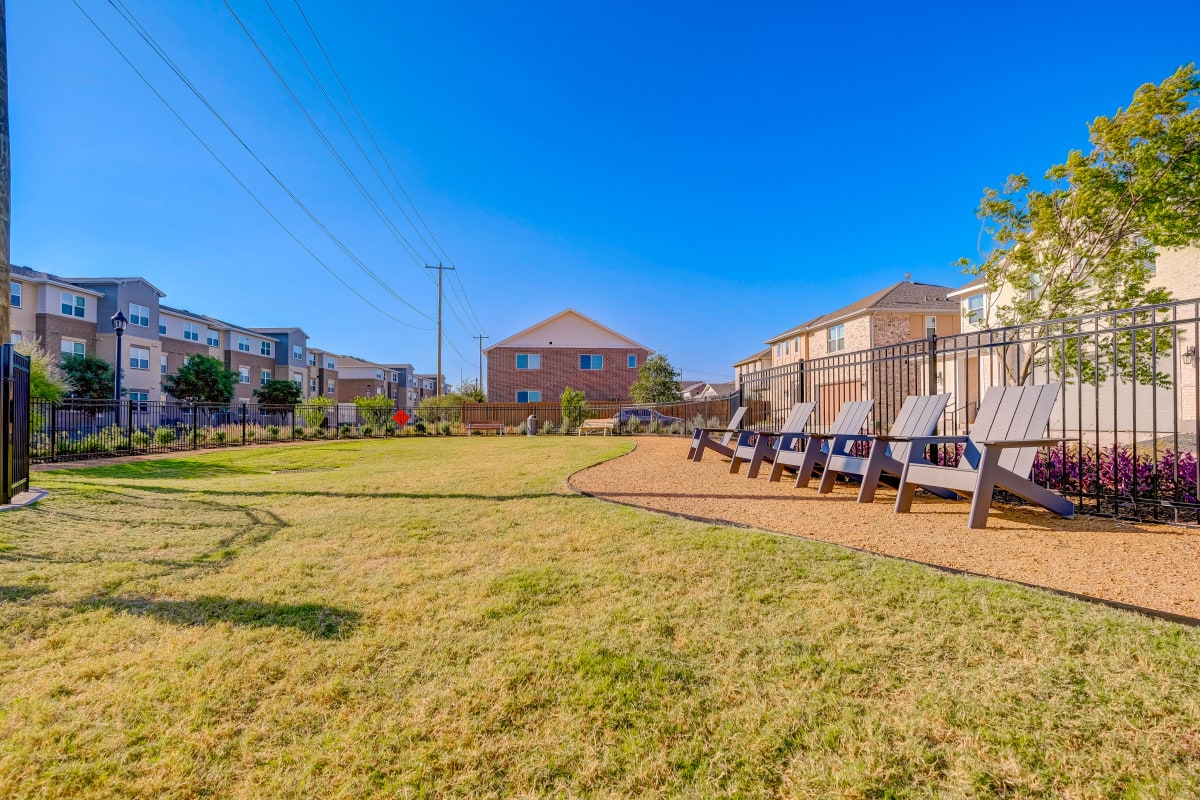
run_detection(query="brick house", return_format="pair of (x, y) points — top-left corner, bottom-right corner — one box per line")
(485, 309), (652, 403)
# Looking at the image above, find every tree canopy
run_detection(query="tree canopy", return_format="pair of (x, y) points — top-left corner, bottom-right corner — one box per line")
(630, 354), (682, 404)
(253, 379), (302, 406)
(163, 354), (236, 403)
(59, 353), (114, 399)
(962, 64), (1200, 383)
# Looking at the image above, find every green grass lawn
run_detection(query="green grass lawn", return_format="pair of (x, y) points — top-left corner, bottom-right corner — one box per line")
(1, 438), (1198, 798)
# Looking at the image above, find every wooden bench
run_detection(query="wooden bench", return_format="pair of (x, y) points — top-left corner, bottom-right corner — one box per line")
(466, 420), (504, 435)
(578, 418), (616, 436)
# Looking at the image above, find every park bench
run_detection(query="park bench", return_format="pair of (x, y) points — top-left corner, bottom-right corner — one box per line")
(466, 420), (504, 435)
(578, 418), (616, 436)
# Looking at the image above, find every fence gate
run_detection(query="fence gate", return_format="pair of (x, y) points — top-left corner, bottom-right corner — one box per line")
(1, 344), (32, 503)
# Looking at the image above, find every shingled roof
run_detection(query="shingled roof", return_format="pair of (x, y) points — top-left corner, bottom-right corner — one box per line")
(766, 281), (960, 342)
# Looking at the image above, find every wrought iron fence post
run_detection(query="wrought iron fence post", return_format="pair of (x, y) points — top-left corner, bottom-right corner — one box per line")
(125, 398), (133, 452)
(50, 401), (58, 463)
(241, 402), (247, 446)
(192, 404), (198, 449)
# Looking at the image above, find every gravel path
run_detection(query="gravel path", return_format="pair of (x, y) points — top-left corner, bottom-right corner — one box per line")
(570, 437), (1200, 621)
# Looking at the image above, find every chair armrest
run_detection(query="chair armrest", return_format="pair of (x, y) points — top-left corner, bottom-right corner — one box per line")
(697, 427), (739, 434)
(977, 437), (1070, 449)
(808, 432), (871, 442)
(885, 435), (969, 445)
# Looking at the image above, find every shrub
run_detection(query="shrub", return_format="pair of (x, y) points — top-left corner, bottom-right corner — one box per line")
(266, 425), (281, 441)
(298, 397), (334, 430)
(541, 420), (555, 435)
(213, 430), (228, 444)
(385, 422), (397, 436)
(561, 387), (588, 433)
(340, 424), (353, 437)
(440, 422), (453, 436)
(131, 430), (152, 449)
(154, 427), (176, 446)
(516, 420), (527, 435)
(352, 395), (395, 431)
(625, 417), (643, 434)
(667, 421), (684, 435)
(294, 426), (306, 438)
(414, 421), (427, 434)
(361, 425), (374, 437)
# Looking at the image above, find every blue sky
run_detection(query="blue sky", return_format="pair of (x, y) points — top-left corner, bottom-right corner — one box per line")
(10, 1), (1200, 384)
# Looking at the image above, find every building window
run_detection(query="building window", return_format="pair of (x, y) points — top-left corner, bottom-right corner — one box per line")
(129, 303), (150, 327)
(260, 340), (273, 357)
(61, 339), (85, 357)
(516, 353), (541, 370)
(293, 345), (304, 361)
(129, 347), (150, 370)
(160, 354), (168, 374)
(516, 390), (541, 402)
(239, 367), (250, 384)
(307, 352), (316, 366)
(206, 330), (220, 347)
(293, 373), (303, 385)
(237, 335), (251, 352)
(10, 281), (20, 308)
(128, 391), (149, 410)
(627, 354), (637, 369)
(310, 378), (317, 393)
(183, 322), (201, 342)
(159, 323), (167, 335)
(827, 324), (845, 353)
(391, 372), (399, 383)
(925, 315), (937, 338)
(1028, 273), (1042, 301)
(966, 294), (985, 323)
(579, 354), (603, 370)
(776, 342), (782, 358)
(261, 369), (271, 385)
(784, 340), (790, 355)
(10, 332), (21, 344)
(375, 369), (384, 380)
(326, 358), (335, 369)
(327, 380), (335, 393)
(61, 292), (86, 318)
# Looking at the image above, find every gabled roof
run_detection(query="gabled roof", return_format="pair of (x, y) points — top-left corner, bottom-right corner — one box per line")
(251, 326), (311, 339)
(159, 303), (212, 323)
(732, 348), (771, 367)
(765, 281), (960, 343)
(10, 264), (105, 297)
(484, 308), (650, 353)
(947, 275), (987, 298)
(63, 276), (168, 298)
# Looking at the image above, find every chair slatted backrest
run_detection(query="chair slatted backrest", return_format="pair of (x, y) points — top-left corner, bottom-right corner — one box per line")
(779, 402), (817, 434)
(961, 384), (1060, 477)
(829, 400), (874, 437)
(718, 406), (748, 447)
(885, 393), (951, 462)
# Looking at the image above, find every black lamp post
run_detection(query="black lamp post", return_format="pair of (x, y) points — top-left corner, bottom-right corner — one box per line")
(111, 311), (127, 410)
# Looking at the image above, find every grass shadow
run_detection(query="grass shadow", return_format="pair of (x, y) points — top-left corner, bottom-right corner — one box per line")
(0, 585), (52, 602)
(49, 459), (263, 480)
(77, 595), (361, 639)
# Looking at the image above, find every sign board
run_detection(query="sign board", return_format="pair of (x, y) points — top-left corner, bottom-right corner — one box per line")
(393, 410), (409, 426)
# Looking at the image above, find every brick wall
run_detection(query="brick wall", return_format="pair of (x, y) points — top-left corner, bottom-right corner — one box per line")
(224, 352), (277, 402)
(487, 346), (652, 402)
(338, 379), (389, 403)
(35, 313), (98, 359)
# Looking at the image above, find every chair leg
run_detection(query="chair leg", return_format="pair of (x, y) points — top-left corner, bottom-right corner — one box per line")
(745, 439), (771, 479)
(894, 462), (918, 513)
(817, 461), (839, 494)
(856, 449), (887, 504)
(729, 453), (744, 474)
(794, 446), (824, 489)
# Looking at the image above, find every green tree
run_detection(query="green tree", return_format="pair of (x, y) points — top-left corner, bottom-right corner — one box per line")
(560, 387), (588, 432)
(456, 381), (486, 403)
(630, 354), (682, 404)
(417, 393), (463, 424)
(59, 353), (114, 399)
(253, 379), (302, 406)
(963, 64), (1200, 385)
(162, 354), (236, 403)
(298, 395), (334, 429)
(16, 340), (67, 402)
(353, 395), (396, 429)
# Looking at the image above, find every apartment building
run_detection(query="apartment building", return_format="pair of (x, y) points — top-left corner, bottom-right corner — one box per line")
(9, 265), (103, 360)
(304, 347), (340, 400)
(484, 309), (651, 403)
(332, 354), (401, 405)
(159, 305), (224, 389)
(201, 317), (280, 403)
(253, 327), (313, 397)
(381, 363), (421, 407)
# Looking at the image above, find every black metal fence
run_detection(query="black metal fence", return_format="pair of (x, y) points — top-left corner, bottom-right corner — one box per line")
(2, 344), (32, 503)
(28, 396), (744, 464)
(739, 297), (1200, 524)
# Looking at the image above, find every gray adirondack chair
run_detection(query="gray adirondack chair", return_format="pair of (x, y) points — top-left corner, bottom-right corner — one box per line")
(817, 393), (953, 503)
(767, 400), (874, 487)
(729, 402), (817, 479)
(687, 406), (748, 461)
(893, 384), (1074, 529)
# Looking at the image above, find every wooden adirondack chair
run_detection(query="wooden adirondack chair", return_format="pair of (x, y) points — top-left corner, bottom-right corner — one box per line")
(817, 393), (953, 503)
(767, 400), (874, 487)
(729, 402), (817, 479)
(687, 406), (748, 462)
(893, 384), (1074, 529)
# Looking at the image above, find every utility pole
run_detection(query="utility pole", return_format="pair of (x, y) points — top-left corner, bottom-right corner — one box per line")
(0, 0), (11, 339)
(473, 334), (489, 393)
(425, 262), (454, 398)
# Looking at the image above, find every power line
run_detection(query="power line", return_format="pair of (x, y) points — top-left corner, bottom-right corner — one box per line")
(103, 0), (434, 322)
(70, 0), (430, 331)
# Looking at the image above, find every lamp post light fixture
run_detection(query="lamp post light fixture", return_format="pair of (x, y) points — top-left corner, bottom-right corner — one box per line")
(1184, 345), (1198, 366)
(111, 311), (128, 408)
